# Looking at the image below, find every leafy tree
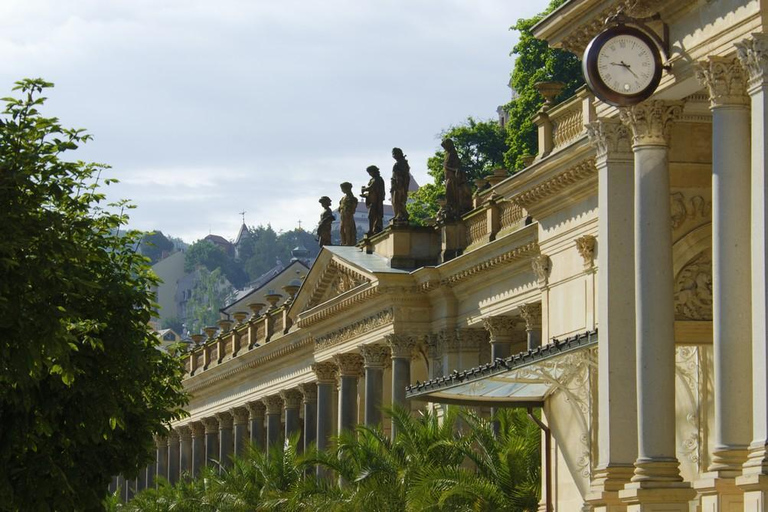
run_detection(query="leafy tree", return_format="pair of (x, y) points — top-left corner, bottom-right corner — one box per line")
(185, 239), (248, 289)
(0, 79), (187, 510)
(408, 118), (508, 225)
(186, 268), (233, 334)
(503, 0), (584, 170)
(138, 231), (175, 265)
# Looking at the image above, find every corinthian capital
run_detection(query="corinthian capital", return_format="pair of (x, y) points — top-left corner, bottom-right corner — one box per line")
(333, 353), (364, 377)
(695, 56), (748, 107)
(619, 101), (683, 147)
(482, 316), (518, 341)
(297, 382), (317, 404)
(311, 361), (338, 384)
(279, 389), (303, 409)
(245, 401), (266, 419)
(586, 119), (632, 160)
(385, 334), (417, 359)
(261, 395), (283, 415)
(360, 344), (390, 368)
(520, 303), (542, 332)
(736, 33), (768, 92)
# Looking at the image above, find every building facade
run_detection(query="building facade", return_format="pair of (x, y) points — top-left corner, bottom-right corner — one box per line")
(116, 1), (768, 510)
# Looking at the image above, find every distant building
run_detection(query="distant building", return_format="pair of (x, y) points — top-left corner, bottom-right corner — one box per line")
(150, 251), (186, 327)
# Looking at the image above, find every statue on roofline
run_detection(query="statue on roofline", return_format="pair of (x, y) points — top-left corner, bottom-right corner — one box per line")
(360, 165), (385, 236)
(316, 196), (334, 247)
(339, 181), (358, 246)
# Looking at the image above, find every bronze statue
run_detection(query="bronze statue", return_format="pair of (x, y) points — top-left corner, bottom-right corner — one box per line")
(442, 138), (472, 220)
(390, 147), (410, 225)
(360, 165), (385, 236)
(339, 182), (358, 246)
(317, 196), (334, 247)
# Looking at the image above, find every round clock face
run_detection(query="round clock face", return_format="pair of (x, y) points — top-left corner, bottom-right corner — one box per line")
(583, 26), (663, 106)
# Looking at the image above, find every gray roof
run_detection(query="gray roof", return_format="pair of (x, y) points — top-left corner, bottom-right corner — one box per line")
(323, 245), (410, 274)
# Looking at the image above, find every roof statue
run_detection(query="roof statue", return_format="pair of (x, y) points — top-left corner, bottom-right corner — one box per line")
(360, 165), (385, 236)
(316, 196), (334, 247)
(339, 182), (358, 246)
(441, 138), (472, 221)
(390, 147), (410, 226)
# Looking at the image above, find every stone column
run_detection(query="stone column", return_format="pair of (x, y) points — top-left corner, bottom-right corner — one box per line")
(520, 303), (542, 351)
(386, 334), (416, 438)
(298, 383), (317, 452)
(482, 316), (519, 360)
(190, 422), (205, 477)
(262, 395), (283, 448)
(312, 361), (337, 455)
(216, 412), (234, 469)
(201, 417), (219, 467)
(231, 407), (249, 459)
(736, 33), (768, 507)
(692, 55), (753, 509)
(618, 101), (694, 510)
(179, 425), (193, 478)
(167, 429), (180, 484)
(280, 389), (303, 443)
(246, 401), (266, 451)
(334, 353), (364, 434)
(154, 436), (167, 486)
(360, 344), (389, 427)
(584, 118), (638, 511)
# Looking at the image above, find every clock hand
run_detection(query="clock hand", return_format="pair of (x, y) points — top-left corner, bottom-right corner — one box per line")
(620, 61), (639, 78)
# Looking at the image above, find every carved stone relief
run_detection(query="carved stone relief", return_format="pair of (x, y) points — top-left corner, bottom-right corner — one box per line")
(314, 309), (394, 349)
(675, 344), (712, 474)
(670, 191), (711, 233)
(674, 252), (713, 321)
(575, 235), (596, 270)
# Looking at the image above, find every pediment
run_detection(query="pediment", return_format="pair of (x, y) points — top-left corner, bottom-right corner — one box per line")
(292, 252), (374, 316)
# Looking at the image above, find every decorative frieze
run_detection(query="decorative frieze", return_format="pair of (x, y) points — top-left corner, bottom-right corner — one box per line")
(279, 389), (303, 409)
(314, 309), (394, 349)
(311, 361), (338, 384)
(385, 334), (417, 359)
(619, 101), (684, 146)
(575, 235), (596, 270)
(298, 382), (317, 404)
(456, 328), (488, 350)
(333, 353), (365, 377)
(695, 56), (748, 107)
(586, 119), (632, 160)
(261, 395), (283, 415)
(360, 344), (390, 368)
(735, 33), (768, 92)
(520, 303), (542, 332)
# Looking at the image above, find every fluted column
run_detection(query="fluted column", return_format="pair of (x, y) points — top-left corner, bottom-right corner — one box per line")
(178, 425), (193, 478)
(190, 422), (205, 477)
(280, 389), (303, 443)
(692, 55), (752, 509)
(246, 401), (266, 451)
(231, 407), (249, 459)
(360, 344), (389, 427)
(167, 429), (180, 484)
(618, 101), (694, 509)
(520, 303), (542, 351)
(154, 436), (167, 486)
(334, 353), (364, 434)
(736, 33), (768, 508)
(262, 395), (283, 448)
(216, 412), (234, 468)
(585, 118), (637, 512)
(312, 362), (337, 457)
(298, 383), (317, 452)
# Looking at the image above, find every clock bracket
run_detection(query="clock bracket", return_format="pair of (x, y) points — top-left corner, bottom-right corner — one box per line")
(605, 10), (671, 70)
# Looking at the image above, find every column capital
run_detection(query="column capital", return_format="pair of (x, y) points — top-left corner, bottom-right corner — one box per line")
(531, 253), (551, 286)
(311, 361), (338, 384)
(695, 56), (748, 108)
(214, 411), (233, 430)
(482, 316), (518, 342)
(586, 118), (633, 161)
(333, 353), (364, 377)
(230, 407), (249, 426)
(736, 33), (768, 93)
(456, 327), (488, 349)
(154, 435), (168, 448)
(245, 400), (266, 420)
(279, 389), (303, 409)
(619, 100), (683, 147)
(168, 429), (181, 442)
(575, 234), (597, 270)
(201, 417), (219, 434)
(520, 303), (542, 332)
(385, 333), (417, 359)
(360, 344), (390, 368)
(261, 395), (283, 415)
(189, 421), (205, 438)
(297, 382), (317, 404)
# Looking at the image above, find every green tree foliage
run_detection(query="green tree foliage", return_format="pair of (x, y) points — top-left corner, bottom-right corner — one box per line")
(503, 0), (585, 170)
(408, 118), (508, 225)
(186, 268), (234, 334)
(185, 239), (247, 289)
(242, 226), (318, 281)
(0, 79), (187, 511)
(161, 316), (185, 335)
(138, 231), (175, 265)
(115, 407), (540, 512)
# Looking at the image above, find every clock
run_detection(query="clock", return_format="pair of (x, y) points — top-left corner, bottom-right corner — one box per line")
(583, 25), (663, 106)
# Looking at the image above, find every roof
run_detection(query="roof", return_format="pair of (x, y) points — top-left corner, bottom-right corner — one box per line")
(323, 245), (410, 274)
(234, 223), (249, 246)
(221, 259), (310, 312)
(406, 330), (598, 407)
(204, 234), (232, 247)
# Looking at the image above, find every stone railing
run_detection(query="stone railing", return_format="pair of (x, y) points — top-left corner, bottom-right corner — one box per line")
(462, 196), (527, 252)
(465, 209), (489, 248)
(534, 87), (595, 159)
(184, 305), (293, 377)
(498, 199), (524, 233)
(551, 100), (584, 150)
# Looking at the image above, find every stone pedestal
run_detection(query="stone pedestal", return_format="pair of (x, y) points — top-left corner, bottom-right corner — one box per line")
(231, 407), (249, 458)
(361, 344), (389, 427)
(216, 412), (234, 468)
(618, 101), (693, 509)
(439, 221), (465, 262)
(334, 353), (364, 434)
(585, 118), (637, 511)
(299, 383), (317, 452)
(246, 401), (266, 451)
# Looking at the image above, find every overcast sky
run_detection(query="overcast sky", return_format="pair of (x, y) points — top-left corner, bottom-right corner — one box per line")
(1, 0), (550, 242)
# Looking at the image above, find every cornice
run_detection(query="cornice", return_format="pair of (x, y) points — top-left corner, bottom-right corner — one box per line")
(314, 308), (394, 350)
(511, 158), (597, 213)
(440, 241), (540, 288)
(297, 284), (381, 328)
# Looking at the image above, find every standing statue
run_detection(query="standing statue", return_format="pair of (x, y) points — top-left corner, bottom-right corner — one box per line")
(316, 196), (334, 247)
(339, 181), (358, 246)
(390, 147), (410, 225)
(442, 138), (472, 219)
(360, 165), (385, 236)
